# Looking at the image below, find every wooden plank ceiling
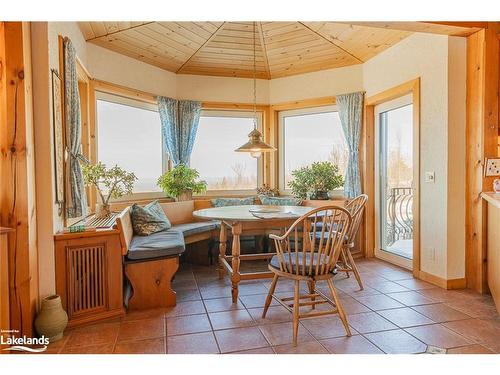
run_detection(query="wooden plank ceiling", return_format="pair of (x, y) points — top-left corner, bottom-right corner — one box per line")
(78, 21), (480, 79)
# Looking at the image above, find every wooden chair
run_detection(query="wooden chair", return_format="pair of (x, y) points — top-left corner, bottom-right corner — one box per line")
(337, 194), (368, 290)
(262, 206), (352, 346)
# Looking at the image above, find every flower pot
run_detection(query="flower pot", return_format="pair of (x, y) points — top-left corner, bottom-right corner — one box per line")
(309, 191), (329, 200)
(34, 295), (68, 342)
(176, 190), (193, 202)
(95, 202), (111, 218)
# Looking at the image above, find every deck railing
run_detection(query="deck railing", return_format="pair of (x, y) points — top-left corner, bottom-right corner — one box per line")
(386, 187), (413, 246)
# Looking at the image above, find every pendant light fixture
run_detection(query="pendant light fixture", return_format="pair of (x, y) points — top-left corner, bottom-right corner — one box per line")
(235, 21), (275, 159)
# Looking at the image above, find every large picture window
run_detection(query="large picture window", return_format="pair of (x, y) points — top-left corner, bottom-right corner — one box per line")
(96, 93), (163, 193)
(190, 110), (261, 191)
(279, 105), (348, 191)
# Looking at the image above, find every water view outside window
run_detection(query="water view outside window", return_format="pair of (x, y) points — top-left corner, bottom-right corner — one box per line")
(190, 115), (258, 190)
(282, 110), (348, 188)
(97, 99), (163, 193)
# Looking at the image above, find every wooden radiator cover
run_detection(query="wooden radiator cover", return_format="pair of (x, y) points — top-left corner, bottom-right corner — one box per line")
(54, 229), (125, 327)
(66, 244), (107, 317)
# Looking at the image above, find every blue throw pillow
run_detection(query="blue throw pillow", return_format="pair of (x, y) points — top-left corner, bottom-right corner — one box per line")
(259, 195), (302, 206)
(130, 203), (171, 236)
(211, 197), (256, 207)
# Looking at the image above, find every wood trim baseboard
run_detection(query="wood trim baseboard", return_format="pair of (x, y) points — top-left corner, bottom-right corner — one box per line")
(447, 277), (468, 290)
(416, 270), (466, 290)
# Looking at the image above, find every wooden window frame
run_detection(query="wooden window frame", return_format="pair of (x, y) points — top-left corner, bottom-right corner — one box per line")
(193, 108), (265, 197)
(373, 93), (414, 270)
(88, 80), (275, 202)
(276, 103), (346, 196)
(94, 90), (166, 199)
(90, 81), (168, 203)
(363, 78), (421, 277)
(269, 97), (337, 191)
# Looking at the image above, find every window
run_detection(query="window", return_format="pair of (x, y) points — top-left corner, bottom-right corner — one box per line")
(279, 106), (348, 191)
(96, 93), (163, 193)
(190, 110), (261, 191)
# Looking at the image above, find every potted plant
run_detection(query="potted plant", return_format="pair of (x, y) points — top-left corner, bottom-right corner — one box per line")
(257, 184), (280, 197)
(288, 161), (344, 200)
(157, 164), (207, 201)
(82, 162), (137, 217)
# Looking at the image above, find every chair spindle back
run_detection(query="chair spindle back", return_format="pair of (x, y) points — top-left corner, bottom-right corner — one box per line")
(271, 206), (352, 277)
(344, 194), (368, 246)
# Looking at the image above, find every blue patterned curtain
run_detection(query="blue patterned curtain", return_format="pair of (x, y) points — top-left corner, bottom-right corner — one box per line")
(158, 97), (179, 164)
(64, 38), (87, 218)
(336, 92), (364, 198)
(158, 97), (201, 166)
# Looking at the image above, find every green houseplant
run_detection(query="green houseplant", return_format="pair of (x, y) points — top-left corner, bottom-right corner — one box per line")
(257, 183), (280, 197)
(288, 161), (344, 200)
(157, 164), (207, 201)
(82, 162), (137, 217)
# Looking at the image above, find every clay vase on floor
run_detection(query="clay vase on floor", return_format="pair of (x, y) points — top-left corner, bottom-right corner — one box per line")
(34, 295), (68, 342)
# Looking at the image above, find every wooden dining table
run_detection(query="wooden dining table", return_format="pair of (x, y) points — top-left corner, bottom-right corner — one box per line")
(193, 205), (314, 302)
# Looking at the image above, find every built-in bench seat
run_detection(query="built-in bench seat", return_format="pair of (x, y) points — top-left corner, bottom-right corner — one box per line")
(114, 197), (344, 310)
(116, 200), (222, 310)
(127, 229), (186, 261)
(172, 220), (220, 238)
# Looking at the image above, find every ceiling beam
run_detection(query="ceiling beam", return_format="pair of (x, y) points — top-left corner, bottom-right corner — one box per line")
(342, 22), (483, 37)
(257, 22), (271, 79)
(176, 22), (226, 74)
(426, 21), (488, 29)
(298, 22), (364, 64)
(84, 22), (154, 41)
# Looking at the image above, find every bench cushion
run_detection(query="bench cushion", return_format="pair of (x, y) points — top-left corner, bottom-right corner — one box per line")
(127, 229), (185, 261)
(172, 221), (220, 237)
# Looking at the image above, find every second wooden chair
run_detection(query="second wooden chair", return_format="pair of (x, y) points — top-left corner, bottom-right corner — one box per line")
(262, 205), (352, 346)
(336, 194), (368, 290)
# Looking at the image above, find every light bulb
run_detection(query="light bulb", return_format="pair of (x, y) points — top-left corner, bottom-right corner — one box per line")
(250, 151), (262, 158)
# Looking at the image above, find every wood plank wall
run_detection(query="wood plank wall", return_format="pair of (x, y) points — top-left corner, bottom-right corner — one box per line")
(0, 22), (38, 337)
(465, 23), (500, 293)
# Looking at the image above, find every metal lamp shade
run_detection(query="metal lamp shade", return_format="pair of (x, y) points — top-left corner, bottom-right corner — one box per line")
(234, 129), (276, 154)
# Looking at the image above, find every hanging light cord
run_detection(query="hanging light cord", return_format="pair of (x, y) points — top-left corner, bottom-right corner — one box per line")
(253, 21), (257, 130)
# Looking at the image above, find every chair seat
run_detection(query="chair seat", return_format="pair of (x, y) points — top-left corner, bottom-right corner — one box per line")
(269, 252), (331, 275)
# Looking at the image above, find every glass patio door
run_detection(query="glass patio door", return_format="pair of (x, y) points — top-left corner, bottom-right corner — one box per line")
(375, 96), (414, 269)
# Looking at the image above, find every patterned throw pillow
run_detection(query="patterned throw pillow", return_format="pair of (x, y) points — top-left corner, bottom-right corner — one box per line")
(145, 200), (171, 228)
(130, 203), (170, 236)
(211, 197), (256, 207)
(259, 195), (303, 206)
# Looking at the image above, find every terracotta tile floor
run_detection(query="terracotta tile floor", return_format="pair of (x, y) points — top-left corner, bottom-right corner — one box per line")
(47, 258), (500, 354)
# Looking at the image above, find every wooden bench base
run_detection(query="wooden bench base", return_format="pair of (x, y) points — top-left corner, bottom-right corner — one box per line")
(125, 257), (179, 310)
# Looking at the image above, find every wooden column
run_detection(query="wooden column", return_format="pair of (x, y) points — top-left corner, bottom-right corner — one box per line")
(0, 22), (38, 337)
(465, 23), (500, 293)
(0, 228), (13, 350)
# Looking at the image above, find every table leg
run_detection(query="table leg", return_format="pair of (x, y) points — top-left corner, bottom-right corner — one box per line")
(231, 222), (242, 303)
(218, 222), (227, 279)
